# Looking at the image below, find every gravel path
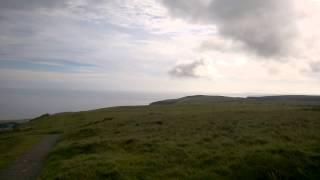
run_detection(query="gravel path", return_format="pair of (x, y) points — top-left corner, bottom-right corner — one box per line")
(0, 134), (60, 180)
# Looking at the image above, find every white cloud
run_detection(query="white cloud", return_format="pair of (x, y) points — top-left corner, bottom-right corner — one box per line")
(0, 0), (320, 95)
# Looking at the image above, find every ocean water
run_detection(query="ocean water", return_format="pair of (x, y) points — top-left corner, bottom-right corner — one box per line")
(0, 88), (186, 120)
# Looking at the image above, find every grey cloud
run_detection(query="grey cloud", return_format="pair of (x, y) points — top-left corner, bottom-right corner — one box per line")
(199, 39), (243, 53)
(162, 0), (296, 58)
(169, 60), (203, 78)
(0, 0), (67, 11)
(310, 61), (320, 73)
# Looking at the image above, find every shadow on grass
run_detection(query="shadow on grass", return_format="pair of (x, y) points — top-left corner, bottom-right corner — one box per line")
(231, 148), (320, 180)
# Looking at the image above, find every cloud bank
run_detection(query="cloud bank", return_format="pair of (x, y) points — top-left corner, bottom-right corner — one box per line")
(162, 0), (296, 57)
(0, 0), (320, 97)
(0, 0), (66, 10)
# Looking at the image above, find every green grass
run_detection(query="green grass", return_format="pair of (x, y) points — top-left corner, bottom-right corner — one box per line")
(1, 101), (320, 179)
(0, 131), (43, 169)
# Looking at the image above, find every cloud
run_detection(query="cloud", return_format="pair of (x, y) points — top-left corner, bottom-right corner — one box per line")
(0, 0), (67, 11)
(169, 60), (204, 78)
(310, 61), (320, 73)
(161, 0), (296, 57)
(1, 0), (320, 96)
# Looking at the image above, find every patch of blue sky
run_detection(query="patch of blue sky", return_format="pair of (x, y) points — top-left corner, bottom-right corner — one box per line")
(79, 20), (155, 41)
(0, 59), (97, 73)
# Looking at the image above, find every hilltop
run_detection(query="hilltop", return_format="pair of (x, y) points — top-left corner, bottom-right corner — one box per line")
(150, 95), (320, 105)
(150, 95), (242, 105)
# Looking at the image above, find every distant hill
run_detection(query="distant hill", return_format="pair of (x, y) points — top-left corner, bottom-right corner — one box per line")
(248, 95), (320, 101)
(247, 95), (320, 105)
(150, 95), (242, 105)
(150, 95), (320, 105)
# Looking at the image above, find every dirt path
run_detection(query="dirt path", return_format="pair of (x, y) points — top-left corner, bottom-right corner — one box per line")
(0, 134), (60, 180)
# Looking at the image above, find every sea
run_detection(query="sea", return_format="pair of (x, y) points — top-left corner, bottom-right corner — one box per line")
(0, 88), (188, 120)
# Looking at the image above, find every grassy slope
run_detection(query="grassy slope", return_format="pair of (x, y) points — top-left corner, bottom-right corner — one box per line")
(1, 100), (320, 179)
(0, 132), (42, 168)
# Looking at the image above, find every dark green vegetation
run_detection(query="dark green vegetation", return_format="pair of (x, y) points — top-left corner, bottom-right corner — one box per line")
(0, 122), (18, 132)
(0, 130), (42, 168)
(1, 95), (320, 179)
(150, 95), (320, 105)
(0, 119), (43, 168)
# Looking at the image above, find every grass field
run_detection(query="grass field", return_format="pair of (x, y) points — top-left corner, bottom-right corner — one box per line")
(1, 97), (320, 179)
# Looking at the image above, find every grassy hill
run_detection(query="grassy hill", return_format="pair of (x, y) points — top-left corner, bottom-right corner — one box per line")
(150, 95), (243, 105)
(151, 95), (320, 105)
(1, 96), (320, 179)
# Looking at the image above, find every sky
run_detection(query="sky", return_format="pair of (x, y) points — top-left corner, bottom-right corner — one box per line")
(1, 0), (320, 118)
